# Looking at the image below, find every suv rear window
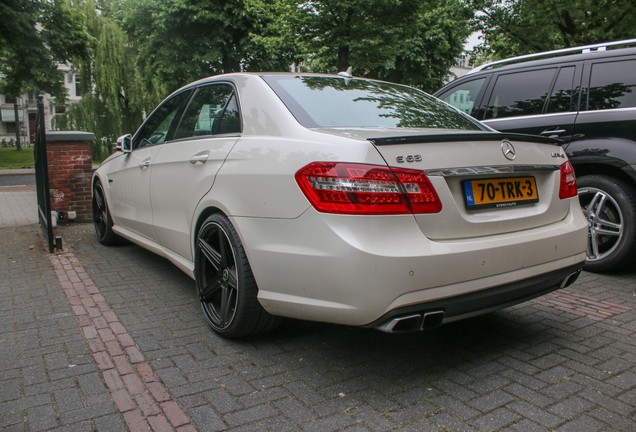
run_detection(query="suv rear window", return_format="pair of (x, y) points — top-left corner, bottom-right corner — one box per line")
(588, 59), (636, 110)
(263, 75), (483, 131)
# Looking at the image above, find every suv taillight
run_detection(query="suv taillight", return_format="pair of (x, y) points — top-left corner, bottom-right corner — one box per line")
(559, 161), (577, 199)
(295, 162), (442, 215)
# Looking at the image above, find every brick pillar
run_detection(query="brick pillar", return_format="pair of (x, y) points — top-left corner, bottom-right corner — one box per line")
(46, 131), (96, 223)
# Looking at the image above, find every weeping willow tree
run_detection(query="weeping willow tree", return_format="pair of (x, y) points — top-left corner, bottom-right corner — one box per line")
(95, 19), (146, 132)
(57, 1), (149, 161)
(56, 95), (119, 160)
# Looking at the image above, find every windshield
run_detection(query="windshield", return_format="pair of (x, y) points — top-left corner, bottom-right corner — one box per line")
(262, 75), (484, 131)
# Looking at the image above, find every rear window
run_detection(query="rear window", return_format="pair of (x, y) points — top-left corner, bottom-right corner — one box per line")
(262, 75), (483, 131)
(587, 59), (636, 110)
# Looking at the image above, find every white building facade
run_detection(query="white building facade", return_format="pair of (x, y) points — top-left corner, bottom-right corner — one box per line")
(0, 63), (81, 146)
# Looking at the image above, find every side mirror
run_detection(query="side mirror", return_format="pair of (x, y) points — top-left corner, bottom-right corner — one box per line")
(115, 134), (133, 154)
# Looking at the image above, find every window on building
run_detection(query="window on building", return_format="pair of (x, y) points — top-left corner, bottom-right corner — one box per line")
(75, 76), (82, 97)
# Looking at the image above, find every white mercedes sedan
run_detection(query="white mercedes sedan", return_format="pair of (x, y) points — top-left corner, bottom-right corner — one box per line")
(92, 73), (588, 338)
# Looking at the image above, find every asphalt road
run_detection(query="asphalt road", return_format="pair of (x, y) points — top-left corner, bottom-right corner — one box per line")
(0, 173), (35, 186)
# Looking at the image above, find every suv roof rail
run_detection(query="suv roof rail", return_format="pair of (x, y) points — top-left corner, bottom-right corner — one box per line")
(468, 38), (636, 74)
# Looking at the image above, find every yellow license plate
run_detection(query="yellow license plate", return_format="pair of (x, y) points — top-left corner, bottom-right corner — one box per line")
(463, 177), (539, 209)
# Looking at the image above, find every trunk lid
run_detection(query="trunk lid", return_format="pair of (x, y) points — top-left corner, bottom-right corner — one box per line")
(320, 129), (570, 240)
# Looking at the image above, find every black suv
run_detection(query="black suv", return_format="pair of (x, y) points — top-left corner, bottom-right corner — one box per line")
(435, 39), (636, 272)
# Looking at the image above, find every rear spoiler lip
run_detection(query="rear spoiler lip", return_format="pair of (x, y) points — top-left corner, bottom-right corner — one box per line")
(368, 131), (559, 146)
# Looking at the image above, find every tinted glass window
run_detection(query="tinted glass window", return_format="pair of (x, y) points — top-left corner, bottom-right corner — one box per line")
(485, 68), (556, 119)
(546, 66), (575, 113)
(588, 59), (636, 110)
(263, 76), (483, 131)
(439, 78), (486, 115)
(134, 90), (192, 149)
(175, 84), (237, 139)
(217, 94), (241, 134)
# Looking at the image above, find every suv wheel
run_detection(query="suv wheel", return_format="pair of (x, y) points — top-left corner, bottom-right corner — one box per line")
(577, 175), (636, 272)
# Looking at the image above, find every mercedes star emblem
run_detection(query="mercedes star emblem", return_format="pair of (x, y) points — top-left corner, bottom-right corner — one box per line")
(501, 140), (516, 161)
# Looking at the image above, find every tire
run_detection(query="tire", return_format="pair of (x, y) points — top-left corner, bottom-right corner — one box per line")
(577, 175), (636, 272)
(92, 181), (121, 246)
(195, 213), (281, 338)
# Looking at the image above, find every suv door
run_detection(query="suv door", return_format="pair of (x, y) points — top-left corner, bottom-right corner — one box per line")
(573, 56), (636, 153)
(480, 65), (581, 143)
(570, 55), (636, 271)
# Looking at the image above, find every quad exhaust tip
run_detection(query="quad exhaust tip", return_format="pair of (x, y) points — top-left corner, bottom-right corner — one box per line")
(560, 269), (582, 289)
(377, 269), (582, 334)
(377, 310), (445, 333)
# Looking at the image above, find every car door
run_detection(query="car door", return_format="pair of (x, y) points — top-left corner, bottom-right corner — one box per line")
(572, 56), (636, 154)
(107, 89), (193, 241)
(150, 83), (241, 261)
(480, 65), (581, 144)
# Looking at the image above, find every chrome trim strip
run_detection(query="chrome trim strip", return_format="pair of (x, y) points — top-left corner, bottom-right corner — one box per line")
(426, 165), (560, 177)
(483, 111), (576, 123)
(577, 107), (636, 115)
(482, 107), (636, 124)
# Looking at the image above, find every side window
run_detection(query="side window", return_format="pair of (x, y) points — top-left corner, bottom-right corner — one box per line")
(217, 94), (241, 134)
(439, 78), (486, 115)
(546, 66), (575, 114)
(174, 84), (240, 139)
(485, 68), (556, 119)
(587, 59), (636, 110)
(134, 90), (192, 149)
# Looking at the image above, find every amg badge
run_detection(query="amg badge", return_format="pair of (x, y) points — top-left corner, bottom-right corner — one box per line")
(396, 155), (422, 163)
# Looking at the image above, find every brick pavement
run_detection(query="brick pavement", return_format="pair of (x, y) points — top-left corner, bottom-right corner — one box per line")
(1, 221), (636, 431)
(49, 250), (195, 431)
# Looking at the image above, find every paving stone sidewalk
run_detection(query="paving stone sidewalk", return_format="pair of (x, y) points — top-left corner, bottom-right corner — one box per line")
(1, 222), (635, 431)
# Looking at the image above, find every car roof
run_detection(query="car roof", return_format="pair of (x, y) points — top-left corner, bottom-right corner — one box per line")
(466, 39), (636, 77)
(184, 72), (379, 87)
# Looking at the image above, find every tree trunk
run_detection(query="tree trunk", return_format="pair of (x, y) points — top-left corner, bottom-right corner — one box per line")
(337, 46), (350, 72)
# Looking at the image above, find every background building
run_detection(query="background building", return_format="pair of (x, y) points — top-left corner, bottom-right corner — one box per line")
(0, 64), (81, 146)
(448, 53), (473, 83)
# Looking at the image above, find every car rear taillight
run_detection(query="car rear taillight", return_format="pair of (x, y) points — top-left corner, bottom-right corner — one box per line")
(295, 162), (442, 215)
(559, 161), (577, 199)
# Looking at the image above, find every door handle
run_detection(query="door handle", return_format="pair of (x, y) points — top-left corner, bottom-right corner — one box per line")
(139, 158), (151, 169)
(540, 129), (566, 136)
(189, 151), (209, 165)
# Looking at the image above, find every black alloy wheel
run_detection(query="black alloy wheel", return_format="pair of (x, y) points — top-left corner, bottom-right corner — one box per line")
(195, 214), (280, 338)
(92, 181), (120, 245)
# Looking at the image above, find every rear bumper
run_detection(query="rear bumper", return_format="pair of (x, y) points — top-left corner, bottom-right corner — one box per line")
(367, 264), (583, 332)
(231, 206), (588, 327)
